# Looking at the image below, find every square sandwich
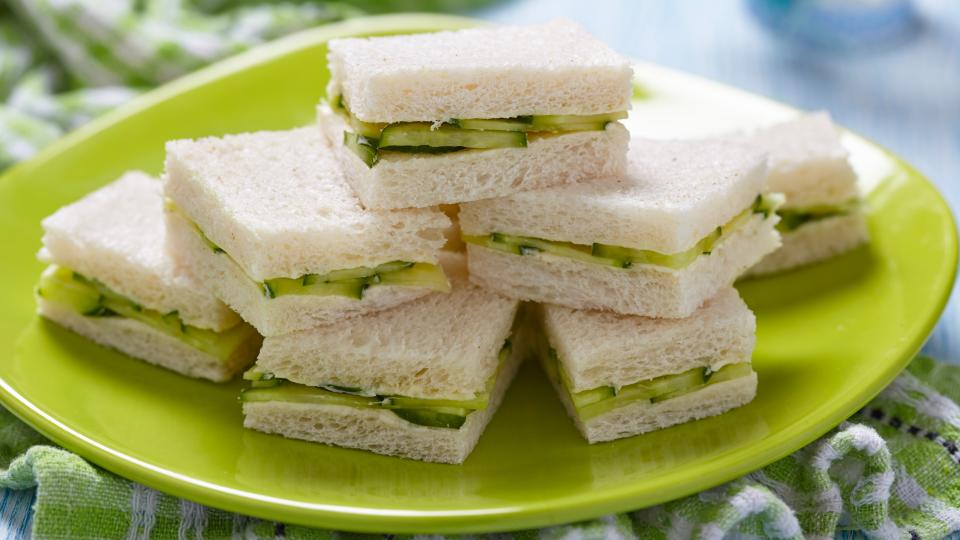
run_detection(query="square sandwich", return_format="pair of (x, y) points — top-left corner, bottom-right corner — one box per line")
(318, 20), (633, 209)
(240, 254), (521, 464)
(460, 137), (783, 318)
(746, 112), (868, 275)
(535, 288), (757, 443)
(163, 127), (451, 336)
(36, 171), (261, 382)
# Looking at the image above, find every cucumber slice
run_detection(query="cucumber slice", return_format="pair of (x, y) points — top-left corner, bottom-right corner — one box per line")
(379, 123), (527, 149)
(452, 117), (533, 131)
(385, 394), (488, 411)
(592, 227), (723, 269)
(570, 385), (616, 409)
(377, 262), (451, 292)
(261, 262), (446, 299)
(630, 367), (707, 399)
(575, 367), (708, 419)
(465, 233), (615, 266)
(240, 382), (381, 408)
(240, 382), (470, 429)
(264, 276), (366, 299)
(705, 362), (753, 384)
(390, 407), (469, 429)
(41, 265), (260, 362)
(36, 266), (102, 315)
(343, 132), (379, 168)
(533, 112), (629, 124)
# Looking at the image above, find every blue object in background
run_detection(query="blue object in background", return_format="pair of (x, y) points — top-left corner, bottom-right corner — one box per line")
(748, 0), (921, 52)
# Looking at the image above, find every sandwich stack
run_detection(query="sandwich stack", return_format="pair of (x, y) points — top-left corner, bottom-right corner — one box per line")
(461, 135), (783, 442)
(35, 20), (866, 463)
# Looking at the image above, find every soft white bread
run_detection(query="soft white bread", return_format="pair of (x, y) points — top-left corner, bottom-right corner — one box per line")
(39, 171), (239, 331)
(551, 372), (758, 444)
(466, 213), (780, 318)
(544, 288), (755, 392)
(327, 20), (633, 123)
(163, 127), (449, 280)
(257, 253), (518, 400)
(747, 212), (869, 276)
(166, 210), (434, 336)
(318, 106), (629, 209)
(37, 297), (258, 382)
(459, 137), (767, 253)
(746, 112), (858, 209)
(242, 337), (523, 464)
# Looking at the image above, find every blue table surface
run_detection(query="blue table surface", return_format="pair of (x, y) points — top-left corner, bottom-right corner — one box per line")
(3, 1), (959, 538)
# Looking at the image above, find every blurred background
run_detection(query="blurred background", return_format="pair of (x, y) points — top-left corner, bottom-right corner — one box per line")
(2, 0), (958, 353)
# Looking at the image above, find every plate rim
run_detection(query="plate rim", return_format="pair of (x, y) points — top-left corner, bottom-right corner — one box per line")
(0, 13), (956, 534)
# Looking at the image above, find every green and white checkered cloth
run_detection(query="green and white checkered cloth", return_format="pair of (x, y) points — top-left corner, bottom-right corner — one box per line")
(1, 1), (960, 538)
(0, 356), (958, 538)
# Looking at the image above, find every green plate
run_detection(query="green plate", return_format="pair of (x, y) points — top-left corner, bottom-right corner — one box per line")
(0, 14), (955, 535)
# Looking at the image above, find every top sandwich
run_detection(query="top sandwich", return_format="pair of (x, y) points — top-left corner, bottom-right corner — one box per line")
(320, 20), (633, 208)
(327, 20), (632, 122)
(164, 126), (451, 336)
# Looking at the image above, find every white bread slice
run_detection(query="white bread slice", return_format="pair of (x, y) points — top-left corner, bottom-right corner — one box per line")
(39, 171), (239, 331)
(318, 106), (629, 209)
(327, 20), (633, 123)
(459, 137), (768, 254)
(257, 254), (518, 400)
(746, 112), (858, 209)
(747, 212), (869, 276)
(163, 127), (449, 280)
(550, 372), (757, 444)
(242, 336), (523, 464)
(166, 210), (434, 336)
(544, 288), (755, 392)
(37, 298), (259, 382)
(466, 213), (780, 318)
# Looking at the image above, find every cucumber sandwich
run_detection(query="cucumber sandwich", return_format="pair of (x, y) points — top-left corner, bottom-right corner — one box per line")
(744, 112), (868, 275)
(163, 127), (452, 336)
(36, 172), (261, 382)
(241, 254), (522, 464)
(460, 137), (784, 319)
(318, 20), (633, 209)
(532, 288), (757, 443)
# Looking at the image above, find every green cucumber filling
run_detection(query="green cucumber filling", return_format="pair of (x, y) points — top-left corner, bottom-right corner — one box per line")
(36, 265), (260, 361)
(539, 347), (754, 421)
(330, 95), (628, 168)
(165, 201), (450, 300)
(240, 341), (512, 429)
(463, 194), (783, 270)
(776, 199), (861, 232)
